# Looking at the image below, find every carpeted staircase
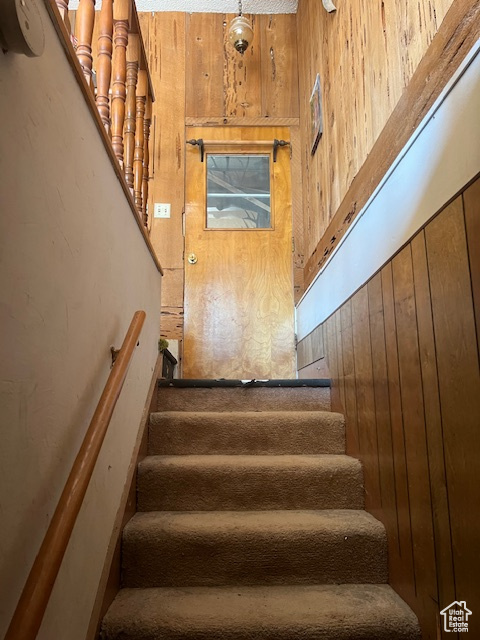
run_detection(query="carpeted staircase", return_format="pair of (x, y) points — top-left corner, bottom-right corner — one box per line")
(101, 381), (421, 639)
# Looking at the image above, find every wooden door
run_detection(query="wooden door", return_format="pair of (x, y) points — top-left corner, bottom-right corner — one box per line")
(183, 127), (295, 379)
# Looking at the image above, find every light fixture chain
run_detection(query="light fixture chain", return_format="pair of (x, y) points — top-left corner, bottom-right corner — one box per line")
(238, 0), (242, 16)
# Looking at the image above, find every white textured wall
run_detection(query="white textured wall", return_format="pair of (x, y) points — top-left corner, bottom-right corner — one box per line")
(0, 2), (162, 638)
(69, 0), (298, 12)
(296, 40), (480, 341)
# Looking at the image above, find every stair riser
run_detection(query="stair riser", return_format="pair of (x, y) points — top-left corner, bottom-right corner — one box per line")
(149, 412), (345, 455)
(137, 464), (364, 511)
(157, 387), (331, 413)
(122, 525), (387, 588)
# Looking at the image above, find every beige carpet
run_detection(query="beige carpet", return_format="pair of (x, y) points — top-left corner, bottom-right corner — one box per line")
(101, 383), (421, 640)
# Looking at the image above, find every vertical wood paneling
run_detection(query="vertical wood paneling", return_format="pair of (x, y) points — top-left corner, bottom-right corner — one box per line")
(185, 13), (224, 118)
(224, 14), (262, 117)
(367, 272), (401, 576)
(411, 231), (456, 633)
(296, 324), (324, 369)
(426, 196), (480, 639)
(334, 311), (346, 414)
(141, 13), (186, 340)
(297, 358), (330, 379)
(381, 262), (416, 605)
(340, 300), (359, 456)
(351, 286), (381, 515)
(303, 175), (480, 640)
(259, 14), (299, 118)
(324, 315), (340, 413)
(392, 245), (438, 637)
(185, 13), (299, 119)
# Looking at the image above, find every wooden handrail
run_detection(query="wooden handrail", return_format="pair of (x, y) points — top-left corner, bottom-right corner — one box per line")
(5, 310), (147, 640)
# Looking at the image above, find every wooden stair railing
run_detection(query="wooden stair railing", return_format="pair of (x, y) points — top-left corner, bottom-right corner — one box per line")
(142, 95), (152, 227)
(124, 34), (139, 191)
(134, 69), (147, 212)
(74, 0), (95, 86)
(58, 0), (154, 227)
(5, 310), (147, 640)
(95, 0), (114, 131)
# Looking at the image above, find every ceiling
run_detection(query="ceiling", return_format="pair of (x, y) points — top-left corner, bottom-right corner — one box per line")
(136, 0), (298, 11)
(68, 0), (299, 13)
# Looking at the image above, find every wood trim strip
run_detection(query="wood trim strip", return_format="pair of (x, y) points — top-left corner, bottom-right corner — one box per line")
(43, 0), (163, 275)
(5, 311), (147, 640)
(303, 0), (480, 289)
(186, 117), (300, 127)
(85, 352), (163, 640)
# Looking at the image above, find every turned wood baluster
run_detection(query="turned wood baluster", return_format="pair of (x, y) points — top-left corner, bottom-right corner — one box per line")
(55, 0), (72, 37)
(133, 70), (147, 215)
(74, 0), (95, 88)
(111, 0), (129, 166)
(124, 35), (139, 190)
(55, 0), (70, 27)
(95, 0), (113, 131)
(142, 95), (152, 228)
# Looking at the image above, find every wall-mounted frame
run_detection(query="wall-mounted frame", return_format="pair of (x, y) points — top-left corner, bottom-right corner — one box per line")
(310, 73), (323, 155)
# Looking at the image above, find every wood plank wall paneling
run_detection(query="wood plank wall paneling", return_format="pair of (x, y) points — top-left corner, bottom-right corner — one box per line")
(137, 11), (301, 338)
(380, 262), (417, 607)
(224, 14), (262, 117)
(296, 323), (324, 369)
(367, 272), (403, 588)
(185, 13), (299, 119)
(296, 0), (457, 283)
(138, 12), (186, 340)
(425, 192), (480, 631)
(351, 286), (382, 517)
(296, 174), (480, 639)
(259, 14), (299, 118)
(186, 13), (225, 118)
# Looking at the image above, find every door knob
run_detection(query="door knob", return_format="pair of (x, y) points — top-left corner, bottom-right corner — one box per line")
(187, 253), (198, 264)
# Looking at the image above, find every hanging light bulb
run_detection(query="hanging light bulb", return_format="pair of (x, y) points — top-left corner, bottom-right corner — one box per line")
(228, 0), (253, 55)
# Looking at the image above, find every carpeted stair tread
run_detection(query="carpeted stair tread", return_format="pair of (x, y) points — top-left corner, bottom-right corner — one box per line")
(149, 411), (345, 455)
(137, 454), (364, 511)
(101, 383), (420, 639)
(101, 583), (421, 640)
(122, 510), (387, 587)
(157, 386), (331, 412)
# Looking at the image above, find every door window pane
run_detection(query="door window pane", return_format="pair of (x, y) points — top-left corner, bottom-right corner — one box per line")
(206, 155), (271, 229)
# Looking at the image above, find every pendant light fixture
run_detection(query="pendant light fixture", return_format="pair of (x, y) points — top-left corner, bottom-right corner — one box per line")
(228, 0), (253, 55)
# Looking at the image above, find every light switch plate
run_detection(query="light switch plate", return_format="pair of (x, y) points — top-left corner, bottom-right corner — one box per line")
(154, 203), (171, 218)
